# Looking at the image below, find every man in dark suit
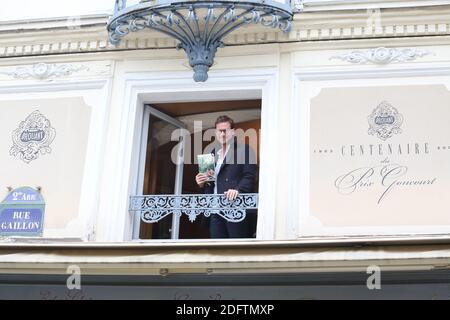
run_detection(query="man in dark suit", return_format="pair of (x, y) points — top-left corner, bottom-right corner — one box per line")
(195, 115), (257, 238)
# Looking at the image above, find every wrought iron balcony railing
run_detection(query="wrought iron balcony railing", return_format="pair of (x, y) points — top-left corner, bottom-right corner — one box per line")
(130, 193), (258, 223)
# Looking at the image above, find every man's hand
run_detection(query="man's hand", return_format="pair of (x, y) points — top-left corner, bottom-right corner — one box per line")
(224, 189), (239, 201)
(195, 173), (209, 188)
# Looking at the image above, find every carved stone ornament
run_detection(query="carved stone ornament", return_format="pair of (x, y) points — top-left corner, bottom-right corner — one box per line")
(3, 63), (88, 80)
(10, 110), (56, 163)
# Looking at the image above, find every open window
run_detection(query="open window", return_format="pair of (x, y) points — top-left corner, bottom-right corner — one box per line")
(133, 100), (261, 240)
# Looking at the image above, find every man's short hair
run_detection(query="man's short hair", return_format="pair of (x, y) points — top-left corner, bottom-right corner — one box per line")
(215, 115), (235, 129)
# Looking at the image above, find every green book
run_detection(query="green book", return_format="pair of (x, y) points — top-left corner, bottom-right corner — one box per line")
(197, 153), (216, 182)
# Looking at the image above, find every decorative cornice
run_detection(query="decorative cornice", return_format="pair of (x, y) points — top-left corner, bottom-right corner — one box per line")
(0, 63), (88, 80)
(330, 47), (434, 64)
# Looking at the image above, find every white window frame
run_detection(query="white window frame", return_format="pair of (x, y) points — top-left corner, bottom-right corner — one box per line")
(97, 68), (279, 242)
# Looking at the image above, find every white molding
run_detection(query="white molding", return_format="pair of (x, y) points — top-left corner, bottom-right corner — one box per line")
(96, 68), (279, 242)
(0, 80), (108, 94)
(297, 0), (450, 11)
(295, 62), (450, 80)
(291, 62), (450, 238)
(0, 14), (108, 30)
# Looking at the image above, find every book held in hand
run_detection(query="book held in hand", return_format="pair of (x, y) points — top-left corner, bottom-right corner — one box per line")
(197, 153), (215, 182)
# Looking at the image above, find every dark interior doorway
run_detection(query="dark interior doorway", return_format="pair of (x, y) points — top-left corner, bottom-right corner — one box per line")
(139, 100), (261, 240)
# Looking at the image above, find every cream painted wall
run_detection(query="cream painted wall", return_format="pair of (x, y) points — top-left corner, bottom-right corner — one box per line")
(310, 85), (450, 227)
(289, 46), (450, 238)
(0, 60), (112, 240)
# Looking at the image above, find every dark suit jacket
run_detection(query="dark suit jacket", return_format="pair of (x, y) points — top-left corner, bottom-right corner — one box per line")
(203, 139), (257, 195)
